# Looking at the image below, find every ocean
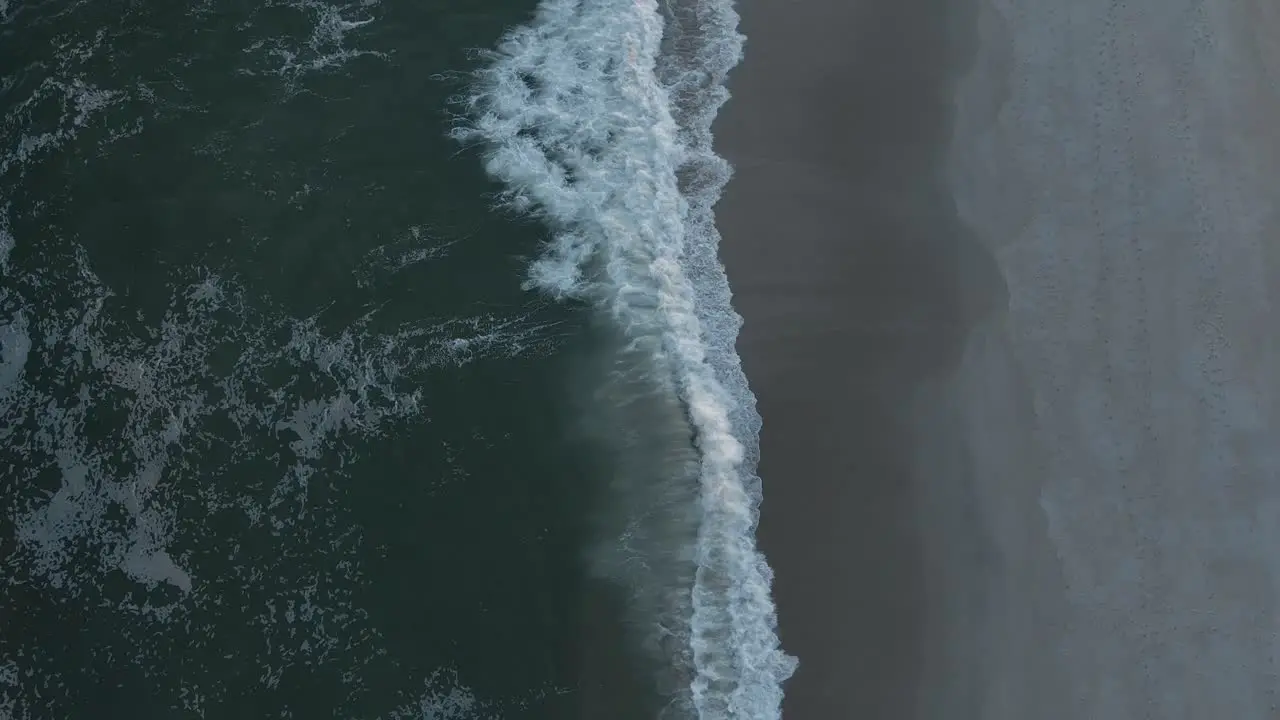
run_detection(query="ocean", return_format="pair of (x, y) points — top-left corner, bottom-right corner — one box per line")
(0, 0), (795, 718)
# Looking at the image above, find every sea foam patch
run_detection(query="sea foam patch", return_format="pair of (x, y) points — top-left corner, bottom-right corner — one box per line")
(453, 0), (797, 716)
(238, 0), (387, 85)
(2, 256), (553, 592)
(0, 244), (557, 714)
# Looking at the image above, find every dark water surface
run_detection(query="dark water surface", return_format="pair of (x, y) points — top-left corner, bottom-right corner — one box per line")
(0, 2), (617, 717)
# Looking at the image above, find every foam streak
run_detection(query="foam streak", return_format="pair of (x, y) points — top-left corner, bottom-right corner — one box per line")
(453, 0), (797, 716)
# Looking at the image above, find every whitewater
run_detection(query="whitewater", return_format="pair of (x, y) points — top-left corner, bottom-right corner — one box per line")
(452, 0), (798, 717)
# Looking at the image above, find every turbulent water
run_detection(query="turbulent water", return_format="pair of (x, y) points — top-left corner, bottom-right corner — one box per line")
(453, 0), (796, 716)
(0, 0), (791, 717)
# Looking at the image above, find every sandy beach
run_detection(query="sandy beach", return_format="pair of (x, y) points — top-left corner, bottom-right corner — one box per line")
(713, 0), (1001, 716)
(717, 0), (1280, 717)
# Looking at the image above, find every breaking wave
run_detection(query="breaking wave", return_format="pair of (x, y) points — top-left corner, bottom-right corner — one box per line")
(452, 0), (798, 716)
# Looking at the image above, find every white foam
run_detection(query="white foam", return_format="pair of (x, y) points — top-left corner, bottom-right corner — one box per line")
(355, 226), (458, 288)
(0, 205), (13, 271)
(454, 0), (797, 715)
(0, 247), (560, 708)
(239, 0), (386, 84)
(388, 669), (496, 720)
(0, 227), (552, 568)
(0, 27), (126, 183)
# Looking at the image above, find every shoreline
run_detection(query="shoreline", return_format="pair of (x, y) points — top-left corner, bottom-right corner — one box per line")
(711, 0), (1001, 716)
(714, 0), (1280, 716)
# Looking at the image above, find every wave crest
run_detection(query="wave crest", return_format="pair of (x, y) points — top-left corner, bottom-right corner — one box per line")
(452, 0), (798, 716)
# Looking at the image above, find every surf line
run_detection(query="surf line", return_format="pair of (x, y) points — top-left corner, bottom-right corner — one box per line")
(452, 0), (798, 716)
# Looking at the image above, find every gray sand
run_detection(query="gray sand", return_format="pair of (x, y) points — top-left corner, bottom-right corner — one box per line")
(949, 0), (1280, 716)
(714, 0), (999, 716)
(717, 0), (1280, 717)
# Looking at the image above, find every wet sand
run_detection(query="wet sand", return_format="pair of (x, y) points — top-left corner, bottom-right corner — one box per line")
(717, 0), (1280, 717)
(712, 0), (1003, 716)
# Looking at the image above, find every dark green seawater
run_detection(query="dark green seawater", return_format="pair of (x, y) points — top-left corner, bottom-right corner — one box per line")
(0, 2), (628, 717)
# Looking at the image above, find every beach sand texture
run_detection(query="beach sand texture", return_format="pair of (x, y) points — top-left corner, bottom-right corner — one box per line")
(950, 0), (1280, 716)
(717, 0), (1280, 717)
